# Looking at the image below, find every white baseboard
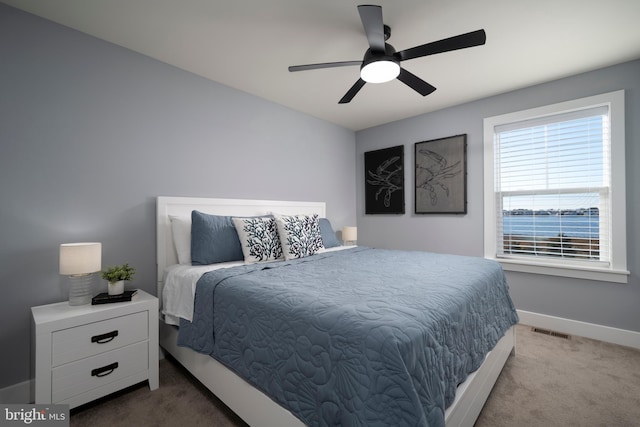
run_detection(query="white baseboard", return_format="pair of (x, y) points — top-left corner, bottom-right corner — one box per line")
(518, 310), (640, 350)
(0, 379), (33, 404)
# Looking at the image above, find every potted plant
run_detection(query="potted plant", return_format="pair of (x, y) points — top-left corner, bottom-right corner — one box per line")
(101, 263), (136, 295)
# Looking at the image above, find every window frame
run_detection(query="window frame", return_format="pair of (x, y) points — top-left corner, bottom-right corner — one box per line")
(483, 90), (628, 283)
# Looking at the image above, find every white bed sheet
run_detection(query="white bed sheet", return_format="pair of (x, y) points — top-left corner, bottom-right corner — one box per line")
(161, 245), (356, 326)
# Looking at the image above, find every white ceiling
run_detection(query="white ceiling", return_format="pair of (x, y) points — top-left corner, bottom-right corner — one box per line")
(5, 0), (640, 131)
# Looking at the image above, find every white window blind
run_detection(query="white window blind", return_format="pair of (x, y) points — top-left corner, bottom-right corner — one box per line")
(484, 91), (627, 282)
(494, 106), (611, 265)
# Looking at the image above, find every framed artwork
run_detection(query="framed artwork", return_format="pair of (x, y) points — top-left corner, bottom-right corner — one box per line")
(364, 145), (405, 214)
(414, 134), (467, 214)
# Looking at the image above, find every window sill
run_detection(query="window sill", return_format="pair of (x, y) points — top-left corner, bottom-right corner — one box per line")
(488, 257), (629, 283)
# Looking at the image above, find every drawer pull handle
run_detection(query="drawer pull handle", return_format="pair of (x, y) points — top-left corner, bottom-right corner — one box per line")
(91, 330), (118, 344)
(91, 362), (119, 377)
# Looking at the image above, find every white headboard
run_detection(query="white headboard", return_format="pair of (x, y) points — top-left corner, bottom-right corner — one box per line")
(156, 196), (326, 296)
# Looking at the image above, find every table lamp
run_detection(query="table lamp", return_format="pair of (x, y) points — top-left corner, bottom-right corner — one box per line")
(59, 242), (102, 305)
(342, 226), (358, 245)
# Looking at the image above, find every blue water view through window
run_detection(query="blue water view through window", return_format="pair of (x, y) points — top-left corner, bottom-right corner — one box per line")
(503, 214), (599, 239)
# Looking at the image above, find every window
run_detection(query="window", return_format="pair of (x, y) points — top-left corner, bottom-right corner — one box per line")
(483, 91), (628, 283)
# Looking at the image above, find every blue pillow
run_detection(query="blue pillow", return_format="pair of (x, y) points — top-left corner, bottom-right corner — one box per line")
(191, 211), (244, 265)
(318, 218), (340, 248)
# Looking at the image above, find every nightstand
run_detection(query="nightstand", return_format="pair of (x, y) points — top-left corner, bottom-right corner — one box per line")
(31, 289), (159, 409)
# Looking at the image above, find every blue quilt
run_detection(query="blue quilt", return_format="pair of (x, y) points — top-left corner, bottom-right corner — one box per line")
(178, 247), (518, 426)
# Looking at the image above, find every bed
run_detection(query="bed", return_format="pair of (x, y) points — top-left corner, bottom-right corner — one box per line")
(156, 196), (518, 427)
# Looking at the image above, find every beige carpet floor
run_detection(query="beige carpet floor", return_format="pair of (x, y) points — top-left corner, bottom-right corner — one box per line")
(70, 324), (640, 426)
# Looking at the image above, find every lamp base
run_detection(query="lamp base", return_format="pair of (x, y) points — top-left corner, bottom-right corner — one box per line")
(68, 274), (93, 306)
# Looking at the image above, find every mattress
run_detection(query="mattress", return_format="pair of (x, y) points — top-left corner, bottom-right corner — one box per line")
(175, 247), (519, 427)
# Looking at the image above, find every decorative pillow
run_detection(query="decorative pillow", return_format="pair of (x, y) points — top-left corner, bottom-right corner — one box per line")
(318, 218), (340, 248)
(232, 217), (283, 263)
(275, 214), (325, 260)
(191, 211), (244, 265)
(169, 215), (192, 264)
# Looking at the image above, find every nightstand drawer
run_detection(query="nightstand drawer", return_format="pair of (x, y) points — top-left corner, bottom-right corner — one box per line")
(52, 311), (148, 366)
(51, 340), (148, 403)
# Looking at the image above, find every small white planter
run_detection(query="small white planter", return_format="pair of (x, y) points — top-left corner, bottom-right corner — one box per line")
(108, 280), (125, 295)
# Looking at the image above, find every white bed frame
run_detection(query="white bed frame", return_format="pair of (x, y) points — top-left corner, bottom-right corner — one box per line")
(156, 196), (515, 427)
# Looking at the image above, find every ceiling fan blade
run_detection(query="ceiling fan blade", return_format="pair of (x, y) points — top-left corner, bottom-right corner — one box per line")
(396, 29), (486, 62)
(397, 68), (436, 96)
(288, 61), (362, 72)
(358, 5), (385, 53)
(339, 78), (366, 104)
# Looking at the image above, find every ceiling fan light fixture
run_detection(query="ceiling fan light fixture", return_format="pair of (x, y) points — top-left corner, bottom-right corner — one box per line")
(360, 58), (400, 83)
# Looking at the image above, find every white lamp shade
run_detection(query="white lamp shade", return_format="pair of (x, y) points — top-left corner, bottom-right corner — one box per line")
(360, 60), (400, 83)
(342, 226), (358, 242)
(60, 242), (102, 275)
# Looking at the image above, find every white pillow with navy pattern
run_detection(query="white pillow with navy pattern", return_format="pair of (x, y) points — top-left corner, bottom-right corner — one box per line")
(274, 214), (325, 260)
(232, 217), (283, 263)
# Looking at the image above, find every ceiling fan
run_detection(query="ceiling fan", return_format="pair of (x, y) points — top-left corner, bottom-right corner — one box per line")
(288, 5), (486, 104)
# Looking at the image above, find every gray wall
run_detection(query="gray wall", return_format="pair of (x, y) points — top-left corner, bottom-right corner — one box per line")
(356, 59), (640, 333)
(0, 4), (356, 389)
